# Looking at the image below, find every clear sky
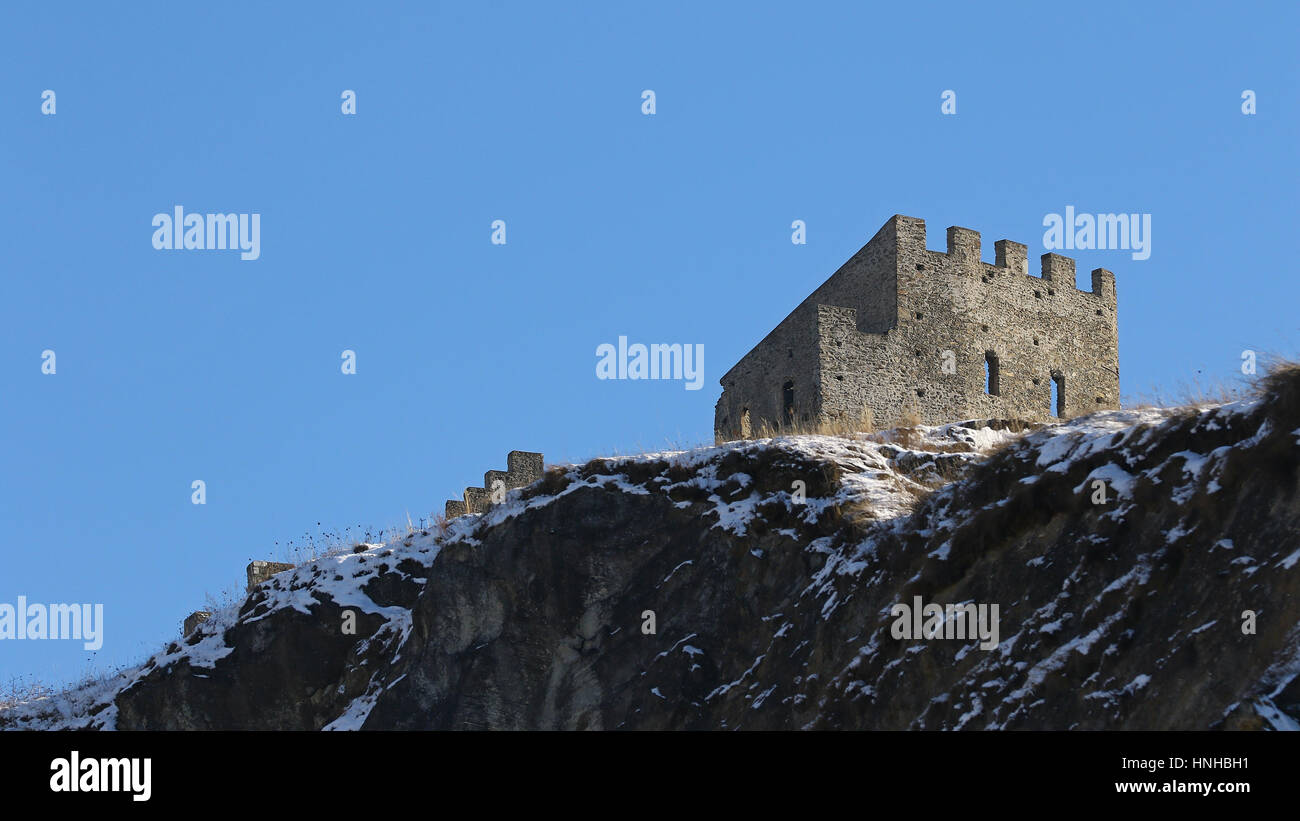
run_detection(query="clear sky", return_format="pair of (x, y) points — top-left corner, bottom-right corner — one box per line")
(2, 1), (1296, 689)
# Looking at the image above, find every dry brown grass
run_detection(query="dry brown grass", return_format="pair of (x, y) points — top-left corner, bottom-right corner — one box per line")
(718, 405), (984, 444)
(1123, 372), (1252, 411)
(0, 676), (56, 711)
(886, 426), (927, 450)
(979, 428), (1030, 458)
(896, 408), (922, 428)
(1258, 357), (1300, 416)
(719, 402), (1016, 450)
(889, 471), (934, 502)
(749, 407), (877, 440)
(1119, 358), (1299, 434)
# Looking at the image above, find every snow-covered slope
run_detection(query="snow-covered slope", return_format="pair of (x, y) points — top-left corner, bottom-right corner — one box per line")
(5, 369), (1300, 730)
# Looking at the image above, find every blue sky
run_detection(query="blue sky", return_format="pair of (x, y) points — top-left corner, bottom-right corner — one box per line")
(2, 1), (1296, 688)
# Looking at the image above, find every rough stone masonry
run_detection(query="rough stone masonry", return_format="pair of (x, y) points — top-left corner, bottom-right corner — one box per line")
(714, 214), (1119, 437)
(246, 561), (294, 591)
(445, 450), (545, 519)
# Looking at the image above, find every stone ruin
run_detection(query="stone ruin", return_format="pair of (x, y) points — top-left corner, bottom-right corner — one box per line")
(246, 560), (294, 591)
(444, 450), (544, 519)
(182, 610), (211, 636)
(181, 561), (296, 636)
(715, 214), (1120, 436)
(181, 454), (543, 635)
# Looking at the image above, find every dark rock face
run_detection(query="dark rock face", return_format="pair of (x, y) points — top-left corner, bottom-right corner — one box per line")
(116, 560), (419, 730)
(370, 473), (831, 729)
(368, 384), (1300, 730)
(11, 369), (1300, 731)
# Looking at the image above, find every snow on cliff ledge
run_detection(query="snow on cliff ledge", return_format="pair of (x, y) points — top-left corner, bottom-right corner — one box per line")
(1, 407), (1223, 731)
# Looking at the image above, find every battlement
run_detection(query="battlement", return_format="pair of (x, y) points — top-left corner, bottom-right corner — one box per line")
(177, 560), (293, 635)
(885, 215), (1116, 301)
(182, 610), (211, 636)
(177, 452), (544, 636)
(246, 560), (294, 591)
(445, 450), (544, 519)
(994, 239), (1028, 275)
(716, 212), (1121, 438)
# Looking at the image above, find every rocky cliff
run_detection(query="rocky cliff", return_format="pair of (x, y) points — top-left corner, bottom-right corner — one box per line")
(6, 368), (1300, 730)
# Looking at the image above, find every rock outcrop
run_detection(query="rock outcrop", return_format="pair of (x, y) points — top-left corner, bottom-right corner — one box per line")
(5, 368), (1299, 731)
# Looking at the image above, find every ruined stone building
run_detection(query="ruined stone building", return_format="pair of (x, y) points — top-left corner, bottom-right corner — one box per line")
(182, 560), (295, 636)
(445, 450), (544, 519)
(715, 215), (1119, 437)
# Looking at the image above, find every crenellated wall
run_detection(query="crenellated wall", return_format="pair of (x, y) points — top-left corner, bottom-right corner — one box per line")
(246, 560), (295, 591)
(716, 214), (1120, 437)
(182, 610), (211, 636)
(181, 562), (296, 635)
(178, 453), (544, 637)
(445, 450), (544, 519)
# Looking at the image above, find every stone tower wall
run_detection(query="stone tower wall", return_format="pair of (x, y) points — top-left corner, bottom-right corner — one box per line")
(714, 217), (902, 435)
(445, 450), (544, 519)
(716, 214), (1119, 436)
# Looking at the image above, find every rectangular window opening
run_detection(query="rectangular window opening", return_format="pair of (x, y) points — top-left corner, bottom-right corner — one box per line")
(984, 351), (1000, 396)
